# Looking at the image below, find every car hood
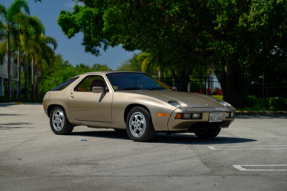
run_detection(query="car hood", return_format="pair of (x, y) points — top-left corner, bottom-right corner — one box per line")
(129, 90), (225, 108)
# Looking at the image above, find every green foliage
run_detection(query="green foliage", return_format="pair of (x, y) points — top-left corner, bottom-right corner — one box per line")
(38, 54), (111, 93)
(57, 0), (287, 107)
(117, 53), (143, 72)
(189, 78), (205, 92)
(245, 95), (287, 110)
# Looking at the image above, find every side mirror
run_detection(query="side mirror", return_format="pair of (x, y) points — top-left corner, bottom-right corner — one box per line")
(92, 86), (105, 97)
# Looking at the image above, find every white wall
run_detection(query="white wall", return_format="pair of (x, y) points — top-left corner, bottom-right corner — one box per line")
(0, 55), (18, 97)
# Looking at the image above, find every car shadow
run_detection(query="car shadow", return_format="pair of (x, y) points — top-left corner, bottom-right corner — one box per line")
(0, 114), (24, 116)
(70, 130), (256, 145)
(0, 122), (34, 130)
(71, 131), (130, 140)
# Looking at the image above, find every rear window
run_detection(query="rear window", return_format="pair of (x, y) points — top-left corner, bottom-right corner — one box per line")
(51, 77), (79, 91)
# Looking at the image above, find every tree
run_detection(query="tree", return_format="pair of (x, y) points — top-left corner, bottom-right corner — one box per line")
(27, 34), (57, 101)
(17, 15), (44, 101)
(0, 0), (30, 101)
(92, 63), (111, 71)
(117, 53), (144, 72)
(14, 14), (44, 100)
(39, 54), (112, 94)
(58, 0), (287, 107)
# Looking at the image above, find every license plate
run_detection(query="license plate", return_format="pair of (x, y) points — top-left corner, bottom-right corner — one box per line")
(209, 113), (223, 122)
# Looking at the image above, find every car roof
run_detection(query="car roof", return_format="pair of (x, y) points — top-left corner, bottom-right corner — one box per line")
(77, 71), (143, 77)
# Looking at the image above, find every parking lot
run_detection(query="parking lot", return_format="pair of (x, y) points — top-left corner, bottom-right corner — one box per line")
(0, 104), (287, 191)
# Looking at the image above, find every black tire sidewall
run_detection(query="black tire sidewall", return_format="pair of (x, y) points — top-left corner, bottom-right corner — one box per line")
(126, 107), (155, 142)
(50, 106), (73, 135)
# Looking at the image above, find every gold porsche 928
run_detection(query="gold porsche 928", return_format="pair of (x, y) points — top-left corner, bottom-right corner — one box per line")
(43, 71), (236, 142)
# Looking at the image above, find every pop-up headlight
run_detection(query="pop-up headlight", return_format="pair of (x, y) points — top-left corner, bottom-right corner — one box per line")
(168, 101), (181, 107)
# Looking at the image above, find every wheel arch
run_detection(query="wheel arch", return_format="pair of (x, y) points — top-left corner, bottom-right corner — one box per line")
(124, 104), (151, 124)
(47, 104), (65, 118)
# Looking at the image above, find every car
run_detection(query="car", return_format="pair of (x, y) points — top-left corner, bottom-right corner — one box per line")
(43, 71), (236, 142)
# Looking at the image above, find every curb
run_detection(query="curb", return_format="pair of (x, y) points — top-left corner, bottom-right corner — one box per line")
(236, 110), (287, 115)
(0, 102), (42, 106)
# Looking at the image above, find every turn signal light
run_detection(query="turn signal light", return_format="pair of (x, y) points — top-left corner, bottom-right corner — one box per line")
(175, 113), (182, 119)
(157, 113), (169, 117)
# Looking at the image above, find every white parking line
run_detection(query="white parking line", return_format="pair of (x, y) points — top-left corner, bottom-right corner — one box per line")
(233, 165), (287, 172)
(207, 145), (287, 150)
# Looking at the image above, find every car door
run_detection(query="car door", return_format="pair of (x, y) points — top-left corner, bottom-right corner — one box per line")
(67, 75), (112, 123)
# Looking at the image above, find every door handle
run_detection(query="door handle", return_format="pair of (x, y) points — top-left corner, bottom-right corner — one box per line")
(70, 92), (74, 98)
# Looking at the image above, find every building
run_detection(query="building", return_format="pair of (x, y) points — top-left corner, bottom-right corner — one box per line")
(0, 56), (18, 97)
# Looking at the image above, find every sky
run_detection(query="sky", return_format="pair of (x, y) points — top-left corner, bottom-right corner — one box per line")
(2, 0), (140, 70)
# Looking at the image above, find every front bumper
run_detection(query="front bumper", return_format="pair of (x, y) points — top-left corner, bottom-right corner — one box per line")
(167, 107), (235, 131)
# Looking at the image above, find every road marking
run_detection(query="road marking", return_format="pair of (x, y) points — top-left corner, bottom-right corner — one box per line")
(207, 145), (287, 150)
(233, 165), (287, 172)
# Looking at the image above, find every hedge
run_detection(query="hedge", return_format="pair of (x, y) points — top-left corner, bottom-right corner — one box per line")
(245, 95), (287, 110)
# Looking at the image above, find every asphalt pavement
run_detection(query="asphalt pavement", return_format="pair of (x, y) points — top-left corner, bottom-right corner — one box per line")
(0, 104), (287, 191)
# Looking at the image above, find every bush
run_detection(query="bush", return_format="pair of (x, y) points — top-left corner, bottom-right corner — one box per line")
(0, 96), (7, 102)
(245, 95), (287, 110)
(190, 78), (204, 92)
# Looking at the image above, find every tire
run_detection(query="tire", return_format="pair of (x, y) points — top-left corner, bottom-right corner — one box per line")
(126, 107), (155, 142)
(114, 129), (126, 133)
(50, 106), (74, 135)
(194, 128), (221, 139)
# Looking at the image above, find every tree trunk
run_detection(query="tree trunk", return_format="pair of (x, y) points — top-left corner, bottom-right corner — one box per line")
(6, 27), (11, 101)
(36, 65), (39, 101)
(31, 58), (35, 102)
(24, 57), (28, 102)
(169, 65), (191, 92)
(215, 60), (252, 108)
(17, 44), (21, 100)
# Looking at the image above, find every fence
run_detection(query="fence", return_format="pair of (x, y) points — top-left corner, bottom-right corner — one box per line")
(248, 82), (287, 98)
(162, 76), (222, 95)
(162, 76), (287, 98)
(1, 76), (287, 103)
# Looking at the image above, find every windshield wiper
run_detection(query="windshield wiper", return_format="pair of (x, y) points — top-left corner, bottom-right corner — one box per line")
(121, 87), (141, 90)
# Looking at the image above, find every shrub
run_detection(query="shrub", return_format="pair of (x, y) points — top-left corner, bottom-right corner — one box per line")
(245, 95), (287, 110)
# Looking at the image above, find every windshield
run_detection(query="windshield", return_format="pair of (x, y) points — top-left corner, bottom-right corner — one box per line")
(106, 73), (173, 91)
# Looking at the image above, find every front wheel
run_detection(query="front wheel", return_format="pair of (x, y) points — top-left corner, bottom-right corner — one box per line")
(126, 107), (155, 142)
(50, 106), (74, 135)
(194, 128), (221, 139)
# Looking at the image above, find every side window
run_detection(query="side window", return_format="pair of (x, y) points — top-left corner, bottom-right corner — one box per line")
(51, 77), (79, 91)
(74, 75), (109, 92)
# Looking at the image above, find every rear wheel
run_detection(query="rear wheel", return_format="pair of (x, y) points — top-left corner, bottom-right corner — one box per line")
(194, 128), (221, 139)
(126, 107), (155, 142)
(50, 106), (74, 135)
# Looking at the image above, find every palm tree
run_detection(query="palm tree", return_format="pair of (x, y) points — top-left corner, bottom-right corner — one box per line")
(0, 0), (29, 101)
(13, 14), (44, 100)
(16, 16), (44, 101)
(35, 36), (57, 101)
(24, 34), (57, 101)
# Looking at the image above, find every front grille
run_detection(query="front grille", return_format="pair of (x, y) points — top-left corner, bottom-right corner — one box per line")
(188, 122), (222, 130)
